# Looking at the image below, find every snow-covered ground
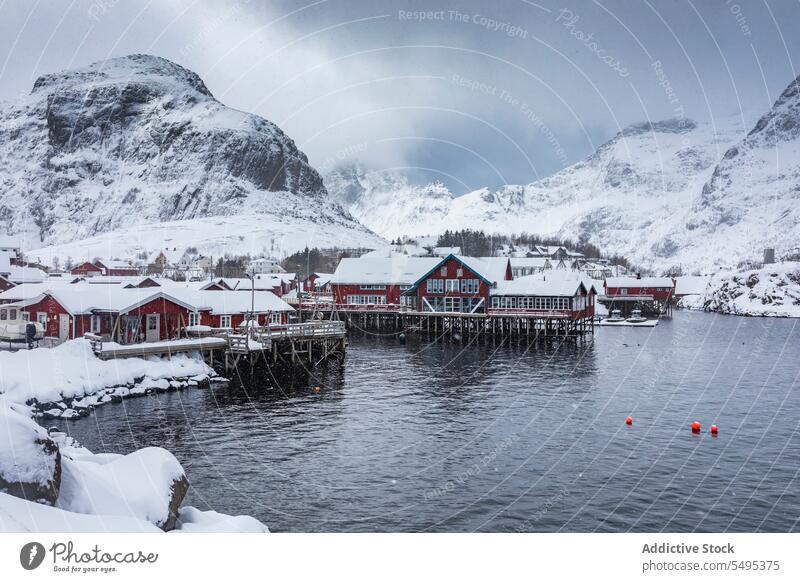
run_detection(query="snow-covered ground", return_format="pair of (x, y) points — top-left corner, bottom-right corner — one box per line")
(0, 339), (270, 532)
(26, 213), (384, 267)
(677, 262), (800, 317)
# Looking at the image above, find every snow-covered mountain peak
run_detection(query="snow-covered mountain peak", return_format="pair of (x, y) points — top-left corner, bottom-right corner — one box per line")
(0, 54), (382, 257)
(31, 54), (213, 99)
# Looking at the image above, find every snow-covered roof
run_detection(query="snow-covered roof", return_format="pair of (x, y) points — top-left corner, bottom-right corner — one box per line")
(167, 288), (294, 314)
(434, 246), (461, 256)
(457, 256), (510, 284)
(509, 257), (551, 268)
(97, 259), (137, 270)
(605, 277), (674, 288)
(674, 275), (712, 295)
(7, 265), (46, 284)
(221, 276), (281, 290)
(493, 272), (588, 296)
(333, 256), (441, 285)
(312, 273), (334, 286)
(1, 281), (293, 315)
(0, 235), (21, 249)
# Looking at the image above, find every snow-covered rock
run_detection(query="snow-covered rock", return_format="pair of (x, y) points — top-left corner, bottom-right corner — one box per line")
(687, 262), (800, 317)
(172, 506), (269, 533)
(0, 491), (161, 532)
(57, 447), (188, 530)
(0, 405), (61, 504)
(0, 338), (211, 406)
(0, 54), (382, 257)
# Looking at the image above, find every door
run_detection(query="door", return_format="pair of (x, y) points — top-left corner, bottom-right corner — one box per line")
(146, 314), (160, 342)
(58, 314), (70, 341)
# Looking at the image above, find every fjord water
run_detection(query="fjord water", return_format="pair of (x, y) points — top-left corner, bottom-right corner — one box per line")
(54, 312), (799, 532)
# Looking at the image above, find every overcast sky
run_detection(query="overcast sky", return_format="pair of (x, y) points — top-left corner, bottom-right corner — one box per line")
(1, 0), (799, 193)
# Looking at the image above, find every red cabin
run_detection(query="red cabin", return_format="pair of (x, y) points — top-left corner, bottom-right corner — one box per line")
(403, 255), (512, 313)
(603, 277), (675, 303)
(70, 262), (103, 277)
(331, 256), (441, 309)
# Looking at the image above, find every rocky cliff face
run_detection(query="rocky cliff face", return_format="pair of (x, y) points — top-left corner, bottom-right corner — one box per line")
(671, 75), (800, 269)
(0, 54), (377, 252)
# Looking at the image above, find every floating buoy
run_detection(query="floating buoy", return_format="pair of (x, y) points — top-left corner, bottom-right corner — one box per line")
(710, 424), (718, 435)
(691, 421), (701, 433)
(313, 386), (321, 393)
(625, 416), (633, 426)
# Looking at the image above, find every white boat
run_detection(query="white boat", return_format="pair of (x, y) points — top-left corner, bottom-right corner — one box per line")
(626, 309), (648, 323)
(604, 309), (625, 323)
(598, 318), (659, 328)
(0, 305), (45, 344)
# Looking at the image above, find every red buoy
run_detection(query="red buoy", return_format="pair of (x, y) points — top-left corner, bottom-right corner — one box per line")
(625, 416), (633, 426)
(313, 386), (322, 393)
(691, 421), (701, 433)
(710, 424), (718, 435)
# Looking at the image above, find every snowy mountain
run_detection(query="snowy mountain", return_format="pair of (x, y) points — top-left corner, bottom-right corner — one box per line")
(0, 54), (382, 260)
(330, 75), (800, 273)
(326, 118), (746, 270)
(670, 76), (800, 270)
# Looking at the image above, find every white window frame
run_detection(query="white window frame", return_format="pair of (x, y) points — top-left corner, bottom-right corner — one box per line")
(426, 279), (444, 294)
(269, 312), (282, 324)
(445, 279), (459, 293)
(220, 315), (232, 328)
(37, 312), (47, 325)
(188, 312), (200, 326)
(90, 314), (101, 333)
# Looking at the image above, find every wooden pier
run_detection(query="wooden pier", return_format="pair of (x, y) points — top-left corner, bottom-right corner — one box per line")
(85, 321), (348, 373)
(295, 305), (594, 339)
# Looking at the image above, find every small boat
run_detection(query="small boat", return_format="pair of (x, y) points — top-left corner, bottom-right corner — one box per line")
(626, 309), (648, 323)
(605, 309), (625, 323)
(0, 305), (45, 345)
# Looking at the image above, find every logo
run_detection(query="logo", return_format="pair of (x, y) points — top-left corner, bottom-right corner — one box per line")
(20, 542), (46, 570)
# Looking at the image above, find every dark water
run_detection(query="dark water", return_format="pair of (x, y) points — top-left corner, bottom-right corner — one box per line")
(52, 312), (800, 532)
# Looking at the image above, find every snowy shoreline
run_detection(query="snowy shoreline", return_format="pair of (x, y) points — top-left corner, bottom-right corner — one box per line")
(676, 262), (800, 318)
(1, 339), (269, 533)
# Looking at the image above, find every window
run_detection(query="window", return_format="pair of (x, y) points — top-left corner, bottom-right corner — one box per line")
(443, 297), (462, 312)
(360, 284), (387, 290)
(90, 315), (101, 333)
(445, 279), (459, 293)
(426, 279), (444, 294)
(456, 268), (463, 277)
(220, 315), (232, 328)
(440, 267), (447, 276)
(0, 309), (6, 321)
(188, 312), (200, 326)
(21, 312), (29, 322)
(346, 295), (386, 305)
(461, 279), (479, 294)
(37, 312), (47, 325)
(619, 288), (628, 295)
(270, 312), (281, 324)
(8, 308), (17, 320)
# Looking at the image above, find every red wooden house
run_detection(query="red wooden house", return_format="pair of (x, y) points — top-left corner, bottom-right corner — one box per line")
(70, 261), (103, 277)
(331, 256), (441, 309)
(94, 259), (140, 277)
(402, 255), (512, 313)
(490, 273), (595, 319)
(603, 277), (675, 302)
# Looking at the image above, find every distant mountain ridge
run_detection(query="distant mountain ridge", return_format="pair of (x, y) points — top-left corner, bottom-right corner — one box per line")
(0, 54), (382, 258)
